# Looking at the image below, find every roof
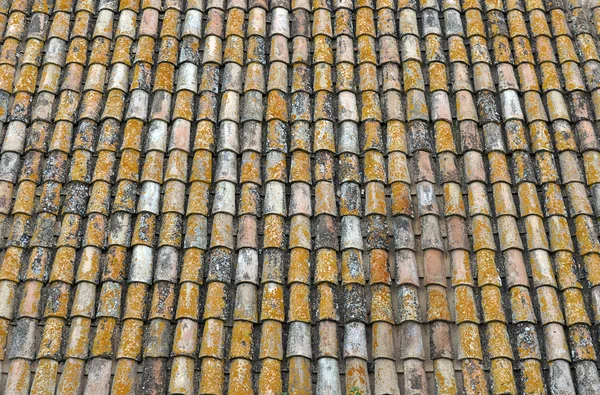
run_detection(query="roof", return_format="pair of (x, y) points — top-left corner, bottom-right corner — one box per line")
(0, 0), (599, 393)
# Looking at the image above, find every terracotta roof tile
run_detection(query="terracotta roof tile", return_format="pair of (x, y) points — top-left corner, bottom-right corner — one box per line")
(1, 0), (600, 392)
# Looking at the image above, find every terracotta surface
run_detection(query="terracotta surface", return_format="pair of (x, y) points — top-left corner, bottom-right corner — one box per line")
(0, 0), (600, 393)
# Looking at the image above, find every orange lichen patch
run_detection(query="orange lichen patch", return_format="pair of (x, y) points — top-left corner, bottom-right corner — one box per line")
(481, 285), (507, 323)
(537, 286), (564, 325)
(315, 249), (338, 284)
(454, 286), (479, 323)
(55, 92), (80, 123)
(542, 185), (565, 218)
(226, 8), (245, 37)
(317, 283), (338, 321)
(562, 288), (590, 326)
(364, 150), (385, 182)
(200, 319), (226, 359)
(370, 284), (394, 323)
(179, 249), (204, 286)
(448, 36), (469, 64)
(227, 322), (252, 359)
(472, 216), (496, 252)
(386, 120), (408, 153)
(486, 152), (510, 184)
(14, 64), (38, 94)
(529, 10), (551, 37)
(12, 181), (36, 215)
(509, 286), (536, 323)
(289, 217), (310, 249)
(228, 359), (254, 395)
(361, 92), (382, 121)
(259, 320), (283, 359)
(313, 36), (333, 64)
(238, 154), (260, 184)
(0, 38), (19, 66)
(5, 360), (32, 395)
(194, 121), (215, 151)
(263, 215), (285, 249)
(359, 64), (378, 92)
(203, 283), (227, 320)
(153, 62), (175, 92)
(554, 37), (577, 64)
(577, 34), (600, 62)
(357, 36), (376, 64)
(402, 60), (424, 92)
(486, 322), (513, 359)
(257, 358), (283, 395)
(492, 36), (513, 64)
(428, 63), (448, 93)
(390, 182), (412, 216)
(426, 285), (451, 322)
(173, 90), (195, 121)
(266, 159), (287, 185)
(575, 216), (600, 255)
(475, 250), (501, 286)
(48, 247), (76, 285)
(458, 323), (483, 360)
(122, 283), (148, 321)
(261, 283), (285, 322)
(175, 282), (200, 319)
(369, 249), (391, 285)
(289, 284), (311, 323)
(548, 216), (574, 252)
(113, 360), (139, 395)
(288, 357), (312, 395)
(388, 152), (410, 183)
(314, 63), (334, 92)
(569, 325), (597, 360)
(582, 253), (600, 288)
(346, 360), (369, 393)
(290, 151), (311, 183)
(425, 35), (443, 63)
(583, 151), (600, 185)
(289, 248), (311, 285)
(56, 359), (84, 394)
(142, 151), (164, 184)
(356, 7), (375, 37)
(552, 251), (579, 291)
(519, 359), (544, 395)
(111, 36), (134, 66)
(365, 182), (386, 215)
(190, 150), (213, 184)
(30, 358), (59, 393)
(465, 11), (485, 37)
(199, 358), (224, 395)
(91, 317), (116, 357)
(433, 360), (458, 395)
(66, 317), (92, 358)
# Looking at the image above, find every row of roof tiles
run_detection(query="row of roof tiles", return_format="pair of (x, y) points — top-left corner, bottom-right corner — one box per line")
(0, 0), (599, 394)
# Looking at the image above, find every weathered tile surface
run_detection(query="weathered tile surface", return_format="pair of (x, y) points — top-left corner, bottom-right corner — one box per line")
(0, 0), (600, 393)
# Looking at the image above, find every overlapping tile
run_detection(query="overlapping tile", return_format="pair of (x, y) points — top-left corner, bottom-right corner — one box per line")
(0, 0), (599, 393)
